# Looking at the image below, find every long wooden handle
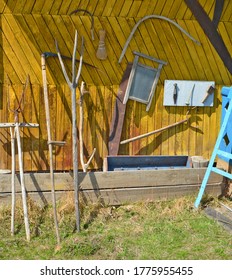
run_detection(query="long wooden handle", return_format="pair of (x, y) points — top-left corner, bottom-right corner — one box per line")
(15, 123), (30, 241)
(120, 118), (189, 145)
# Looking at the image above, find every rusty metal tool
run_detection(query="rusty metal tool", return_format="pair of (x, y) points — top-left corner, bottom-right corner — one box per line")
(118, 15), (201, 63)
(42, 52), (98, 69)
(70, 9), (95, 40)
(173, 83), (178, 105)
(202, 85), (215, 103)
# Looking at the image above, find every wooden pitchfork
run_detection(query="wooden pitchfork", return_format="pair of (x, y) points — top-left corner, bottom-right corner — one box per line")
(55, 31), (83, 232)
(6, 75), (39, 241)
(41, 54), (66, 246)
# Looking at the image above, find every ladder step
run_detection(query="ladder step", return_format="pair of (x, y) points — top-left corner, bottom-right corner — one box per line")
(48, 140), (66, 146)
(194, 87), (232, 208)
(211, 167), (232, 180)
(217, 149), (232, 160)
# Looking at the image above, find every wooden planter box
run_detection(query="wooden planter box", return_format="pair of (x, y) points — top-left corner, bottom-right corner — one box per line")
(0, 168), (225, 206)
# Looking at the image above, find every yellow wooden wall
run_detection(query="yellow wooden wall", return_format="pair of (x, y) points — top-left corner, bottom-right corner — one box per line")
(0, 0), (231, 171)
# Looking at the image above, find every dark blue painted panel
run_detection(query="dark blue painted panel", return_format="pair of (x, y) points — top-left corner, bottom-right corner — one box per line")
(105, 155), (191, 171)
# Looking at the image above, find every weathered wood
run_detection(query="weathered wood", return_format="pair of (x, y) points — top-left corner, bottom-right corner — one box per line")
(0, 3), (231, 173)
(120, 118), (189, 145)
(15, 123), (30, 241)
(79, 81), (96, 172)
(204, 207), (232, 233)
(56, 31), (84, 232)
(41, 53), (61, 245)
(0, 183), (223, 207)
(10, 127), (15, 236)
(0, 169), (225, 193)
(212, 0), (225, 28)
(108, 64), (132, 155)
(4, 76), (34, 242)
(80, 183), (222, 206)
(79, 169), (224, 190)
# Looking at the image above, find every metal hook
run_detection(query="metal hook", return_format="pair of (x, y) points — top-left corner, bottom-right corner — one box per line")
(70, 9), (95, 40)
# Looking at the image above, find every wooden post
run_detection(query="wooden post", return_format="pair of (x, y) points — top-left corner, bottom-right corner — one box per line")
(10, 127), (16, 236)
(108, 64), (132, 155)
(15, 123), (30, 241)
(71, 85), (80, 231)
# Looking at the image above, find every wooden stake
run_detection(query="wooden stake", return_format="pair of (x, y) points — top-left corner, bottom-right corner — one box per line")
(15, 123), (30, 241)
(10, 127), (16, 236)
(41, 54), (61, 245)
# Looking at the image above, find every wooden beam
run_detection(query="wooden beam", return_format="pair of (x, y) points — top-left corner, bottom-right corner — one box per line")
(212, 0), (224, 28)
(108, 64), (132, 155)
(0, 170), (224, 206)
(184, 0), (232, 74)
(79, 183), (222, 205)
(0, 169), (224, 192)
(0, 183), (222, 207)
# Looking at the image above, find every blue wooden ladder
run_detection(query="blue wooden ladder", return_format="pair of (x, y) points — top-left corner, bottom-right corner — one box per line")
(194, 86), (232, 208)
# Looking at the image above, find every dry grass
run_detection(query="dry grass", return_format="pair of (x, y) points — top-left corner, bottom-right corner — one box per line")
(0, 194), (232, 259)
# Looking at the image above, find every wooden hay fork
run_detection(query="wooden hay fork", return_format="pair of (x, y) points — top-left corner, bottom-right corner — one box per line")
(0, 75), (39, 241)
(41, 54), (66, 246)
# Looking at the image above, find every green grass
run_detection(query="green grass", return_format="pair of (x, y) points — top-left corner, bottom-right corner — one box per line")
(0, 194), (231, 260)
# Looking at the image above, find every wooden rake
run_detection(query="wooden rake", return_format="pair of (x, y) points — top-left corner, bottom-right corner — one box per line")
(4, 75), (39, 241)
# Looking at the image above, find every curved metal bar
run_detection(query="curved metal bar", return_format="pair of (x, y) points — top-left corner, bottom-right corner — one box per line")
(70, 9), (94, 40)
(118, 15), (201, 63)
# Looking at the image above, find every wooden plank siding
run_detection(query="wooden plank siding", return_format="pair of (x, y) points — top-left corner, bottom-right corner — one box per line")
(0, 0), (231, 172)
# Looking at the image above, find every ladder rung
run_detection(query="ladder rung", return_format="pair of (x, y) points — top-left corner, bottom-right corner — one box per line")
(48, 140), (66, 146)
(217, 149), (232, 160)
(211, 167), (232, 180)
